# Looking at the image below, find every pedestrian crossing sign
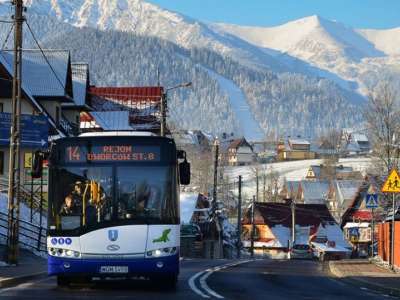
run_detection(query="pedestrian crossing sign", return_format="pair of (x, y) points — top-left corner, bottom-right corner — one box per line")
(382, 169), (400, 193)
(365, 194), (378, 209)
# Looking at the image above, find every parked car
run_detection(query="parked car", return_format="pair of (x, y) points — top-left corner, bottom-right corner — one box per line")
(180, 224), (203, 241)
(289, 244), (313, 259)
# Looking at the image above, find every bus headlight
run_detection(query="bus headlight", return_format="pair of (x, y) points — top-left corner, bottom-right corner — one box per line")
(146, 247), (178, 258)
(47, 248), (81, 258)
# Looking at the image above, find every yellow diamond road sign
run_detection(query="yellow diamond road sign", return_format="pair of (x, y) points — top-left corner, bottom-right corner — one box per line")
(382, 169), (400, 193)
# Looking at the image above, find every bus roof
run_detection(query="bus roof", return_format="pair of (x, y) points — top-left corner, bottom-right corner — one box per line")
(79, 131), (157, 137)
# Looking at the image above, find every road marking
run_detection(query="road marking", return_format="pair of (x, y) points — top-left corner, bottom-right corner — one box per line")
(188, 270), (210, 298)
(200, 270), (224, 299)
(188, 259), (252, 299)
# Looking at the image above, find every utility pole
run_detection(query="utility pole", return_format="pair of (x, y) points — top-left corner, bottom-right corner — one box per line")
(6, 0), (24, 265)
(256, 170), (259, 202)
(291, 198), (296, 247)
(250, 195), (255, 258)
(160, 92), (166, 137)
(371, 207), (375, 258)
(212, 139), (219, 214)
(237, 175), (242, 259)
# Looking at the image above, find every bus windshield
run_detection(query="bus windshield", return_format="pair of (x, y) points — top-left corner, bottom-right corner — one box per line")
(49, 165), (178, 234)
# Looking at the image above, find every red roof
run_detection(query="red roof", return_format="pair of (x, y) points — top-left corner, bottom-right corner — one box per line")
(349, 210), (372, 221)
(89, 86), (163, 102)
(243, 203), (336, 227)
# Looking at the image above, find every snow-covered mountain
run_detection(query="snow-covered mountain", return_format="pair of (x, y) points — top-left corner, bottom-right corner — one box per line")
(3, 1), (398, 96)
(214, 15), (400, 95)
(0, 1), (380, 138)
(4, 0), (286, 72)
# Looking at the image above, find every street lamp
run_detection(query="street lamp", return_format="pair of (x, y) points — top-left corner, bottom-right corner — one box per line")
(161, 82), (192, 136)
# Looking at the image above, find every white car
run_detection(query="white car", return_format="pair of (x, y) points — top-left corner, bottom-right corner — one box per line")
(289, 244), (313, 259)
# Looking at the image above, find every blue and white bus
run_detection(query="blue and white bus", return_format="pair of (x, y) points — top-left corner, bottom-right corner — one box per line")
(42, 132), (190, 287)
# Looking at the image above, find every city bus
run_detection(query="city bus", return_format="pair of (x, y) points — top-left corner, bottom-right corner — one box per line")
(35, 132), (190, 287)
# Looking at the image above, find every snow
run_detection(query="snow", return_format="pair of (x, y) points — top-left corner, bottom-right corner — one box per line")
(343, 222), (370, 228)
(0, 192), (47, 258)
(202, 66), (264, 142)
(270, 225), (290, 248)
(214, 15), (400, 97)
(179, 193), (198, 224)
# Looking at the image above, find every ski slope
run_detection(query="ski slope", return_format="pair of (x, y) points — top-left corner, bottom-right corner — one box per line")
(204, 67), (264, 142)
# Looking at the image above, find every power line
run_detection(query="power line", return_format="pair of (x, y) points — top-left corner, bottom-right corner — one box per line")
(24, 20), (66, 92)
(1, 22), (14, 50)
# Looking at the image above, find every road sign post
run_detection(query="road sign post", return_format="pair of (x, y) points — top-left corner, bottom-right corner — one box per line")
(366, 188), (378, 258)
(0, 112), (49, 148)
(381, 169), (400, 269)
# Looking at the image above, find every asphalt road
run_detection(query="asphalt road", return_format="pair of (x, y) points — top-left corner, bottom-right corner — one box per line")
(0, 259), (397, 300)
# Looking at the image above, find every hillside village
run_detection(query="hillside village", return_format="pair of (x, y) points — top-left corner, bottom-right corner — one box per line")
(0, 1), (400, 298)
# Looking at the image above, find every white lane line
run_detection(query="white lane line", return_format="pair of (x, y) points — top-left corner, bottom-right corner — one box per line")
(188, 270), (210, 298)
(200, 270), (224, 299)
(188, 260), (252, 299)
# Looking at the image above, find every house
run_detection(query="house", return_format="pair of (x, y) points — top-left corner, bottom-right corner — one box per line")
(62, 63), (91, 135)
(82, 86), (163, 133)
(0, 49), (86, 187)
(241, 202), (351, 258)
(306, 164), (362, 181)
(299, 180), (330, 204)
(280, 181), (301, 201)
(312, 140), (339, 159)
(341, 129), (371, 156)
(340, 181), (384, 257)
(227, 137), (254, 166)
(329, 180), (363, 222)
(277, 138), (316, 161)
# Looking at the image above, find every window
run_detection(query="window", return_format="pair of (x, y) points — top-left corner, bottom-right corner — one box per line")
(0, 151), (4, 175)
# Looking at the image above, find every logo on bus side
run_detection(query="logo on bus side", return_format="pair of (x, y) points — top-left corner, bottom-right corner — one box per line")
(106, 244), (120, 251)
(108, 230), (118, 242)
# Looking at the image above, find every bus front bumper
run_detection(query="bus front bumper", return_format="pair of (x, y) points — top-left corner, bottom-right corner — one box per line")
(48, 254), (179, 277)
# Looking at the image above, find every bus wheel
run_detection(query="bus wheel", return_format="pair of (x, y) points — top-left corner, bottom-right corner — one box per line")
(151, 274), (178, 289)
(57, 275), (70, 287)
(163, 274), (178, 289)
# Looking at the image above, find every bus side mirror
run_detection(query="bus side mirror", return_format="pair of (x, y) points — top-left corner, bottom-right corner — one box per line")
(31, 151), (44, 179)
(179, 159), (191, 185)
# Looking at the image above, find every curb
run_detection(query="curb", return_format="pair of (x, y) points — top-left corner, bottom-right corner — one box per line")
(328, 261), (400, 297)
(0, 271), (47, 288)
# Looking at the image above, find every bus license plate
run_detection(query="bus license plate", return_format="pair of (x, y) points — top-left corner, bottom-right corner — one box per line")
(99, 266), (129, 274)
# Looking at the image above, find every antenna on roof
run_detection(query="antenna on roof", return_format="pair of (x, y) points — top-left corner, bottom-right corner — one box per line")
(157, 67), (160, 87)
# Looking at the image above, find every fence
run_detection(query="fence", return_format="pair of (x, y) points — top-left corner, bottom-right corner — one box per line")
(377, 221), (400, 268)
(0, 211), (47, 253)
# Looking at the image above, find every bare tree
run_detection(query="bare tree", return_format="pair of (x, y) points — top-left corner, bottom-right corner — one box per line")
(364, 82), (400, 173)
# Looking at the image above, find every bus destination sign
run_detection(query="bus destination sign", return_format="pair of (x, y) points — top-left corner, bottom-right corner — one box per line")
(65, 145), (160, 162)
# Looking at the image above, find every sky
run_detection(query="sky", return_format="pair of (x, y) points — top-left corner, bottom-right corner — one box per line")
(149, 0), (400, 29)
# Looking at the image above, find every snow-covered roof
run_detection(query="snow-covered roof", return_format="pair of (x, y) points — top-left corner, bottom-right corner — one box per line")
(335, 180), (363, 207)
(343, 222), (370, 228)
(301, 180), (330, 204)
(67, 63), (88, 107)
(90, 111), (132, 130)
(0, 51), (65, 136)
(289, 138), (310, 145)
(352, 133), (369, 143)
(180, 193), (198, 224)
(173, 131), (198, 145)
(0, 49), (70, 98)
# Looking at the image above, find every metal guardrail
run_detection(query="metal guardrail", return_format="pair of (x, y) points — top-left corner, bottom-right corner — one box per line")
(0, 178), (45, 219)
(0, 211), (47, 252)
